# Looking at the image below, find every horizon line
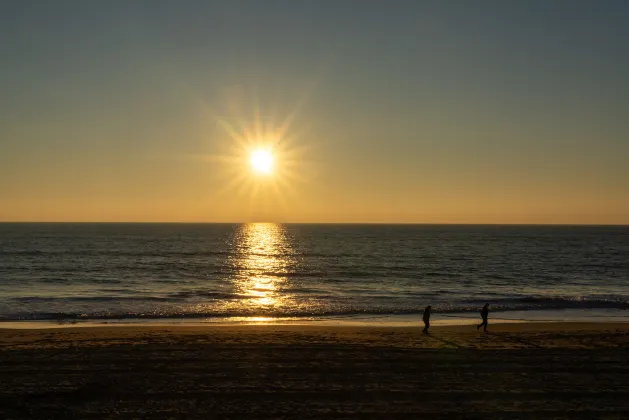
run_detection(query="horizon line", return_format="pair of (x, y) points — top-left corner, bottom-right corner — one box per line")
(0, 221), (627, 227)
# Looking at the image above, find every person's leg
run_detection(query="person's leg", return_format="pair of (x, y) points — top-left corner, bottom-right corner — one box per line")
(483, 319), (488, 332)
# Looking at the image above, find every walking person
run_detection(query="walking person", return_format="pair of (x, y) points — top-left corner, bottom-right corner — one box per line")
(477, 303), (489, 332)
(422, 305), (432, 333)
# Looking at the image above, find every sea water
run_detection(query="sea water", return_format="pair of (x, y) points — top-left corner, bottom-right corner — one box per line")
(1, 223), (627, 326)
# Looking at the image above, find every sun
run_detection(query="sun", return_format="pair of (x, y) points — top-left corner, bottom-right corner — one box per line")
(197, 87), (316, 207)
(250, 149), (274, 174)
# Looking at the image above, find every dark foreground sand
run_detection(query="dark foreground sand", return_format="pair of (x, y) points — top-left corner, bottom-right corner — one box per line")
(1, 322), (629, 419)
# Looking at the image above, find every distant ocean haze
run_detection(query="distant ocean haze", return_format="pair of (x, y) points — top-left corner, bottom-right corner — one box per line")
(0, 223), (628, 322)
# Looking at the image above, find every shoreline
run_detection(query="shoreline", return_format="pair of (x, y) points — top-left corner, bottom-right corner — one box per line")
(2, 322), (629, 351)
(1, 307), (628, 330)
(3, 321), (629, 332)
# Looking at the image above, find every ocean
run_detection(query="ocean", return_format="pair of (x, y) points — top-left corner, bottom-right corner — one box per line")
(1, 223), (628, 326)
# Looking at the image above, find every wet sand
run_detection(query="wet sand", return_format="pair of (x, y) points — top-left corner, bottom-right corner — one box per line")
(1, 322), (629, 419)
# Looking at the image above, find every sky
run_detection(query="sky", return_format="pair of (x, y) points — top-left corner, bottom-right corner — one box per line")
(1, 0), (628, 224)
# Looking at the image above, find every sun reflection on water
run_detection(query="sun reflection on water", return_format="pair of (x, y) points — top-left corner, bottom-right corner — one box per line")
(231, 223), (295, 312)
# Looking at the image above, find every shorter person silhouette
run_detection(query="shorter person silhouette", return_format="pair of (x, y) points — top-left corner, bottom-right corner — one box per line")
(422, 305), (432, 333)
(477, 303), (489, 332)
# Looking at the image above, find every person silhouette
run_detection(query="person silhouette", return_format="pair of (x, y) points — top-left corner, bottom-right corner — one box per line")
(477, 303), (489, 332)
(422, 305), (432, 333)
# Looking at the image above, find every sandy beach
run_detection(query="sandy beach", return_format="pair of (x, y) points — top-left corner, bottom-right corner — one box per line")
(1, 322), (629, 419)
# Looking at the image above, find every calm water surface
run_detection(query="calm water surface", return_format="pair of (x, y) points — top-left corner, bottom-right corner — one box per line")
(0, 223), (628, 323)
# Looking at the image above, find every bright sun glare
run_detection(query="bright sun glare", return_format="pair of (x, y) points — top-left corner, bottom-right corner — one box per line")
(202, 89), (313, 203)
(250, 149), (274, 174)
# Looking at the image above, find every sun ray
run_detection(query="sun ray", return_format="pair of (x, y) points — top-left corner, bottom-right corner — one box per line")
(217, 118), (246, 144)
(276, 82), (317, 139)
